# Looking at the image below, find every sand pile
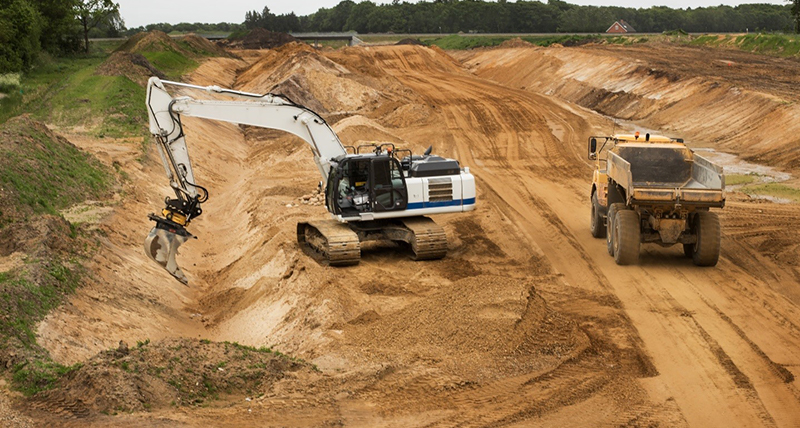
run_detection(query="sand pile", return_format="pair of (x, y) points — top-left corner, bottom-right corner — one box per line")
(236, 42), (381, 113)
(95, 52), (166, 85)
(499, 37), (534, 48)
(223, 28), (298, 50)
(115, 30), (183, 55)
(344, 275), (588, 379)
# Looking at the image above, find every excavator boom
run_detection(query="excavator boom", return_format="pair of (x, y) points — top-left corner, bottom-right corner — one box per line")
(144, 77), (347, 283)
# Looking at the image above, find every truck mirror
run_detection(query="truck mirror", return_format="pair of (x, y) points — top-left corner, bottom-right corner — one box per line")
(589, 138), (597, 153)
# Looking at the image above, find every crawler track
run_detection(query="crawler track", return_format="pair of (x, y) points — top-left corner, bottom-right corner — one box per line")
(400, 216), (448, 260)
(297, 220), (361, 266)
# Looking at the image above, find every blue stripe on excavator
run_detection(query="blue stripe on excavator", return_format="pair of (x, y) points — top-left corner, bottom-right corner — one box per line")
(407, 197), (476, 210)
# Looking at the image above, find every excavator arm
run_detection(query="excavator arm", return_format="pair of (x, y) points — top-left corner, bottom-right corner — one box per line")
(144, 77), (347, 283)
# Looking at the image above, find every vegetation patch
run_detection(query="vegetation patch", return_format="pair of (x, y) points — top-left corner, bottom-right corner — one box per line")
(139, 50), (197, 80)
(0, 42), (148, 137)
(427, 34), (643, 50)
(33, 338), (314, 415)
(0, 73), (21, 94)
(741, 183), (800, 202)
(0, 222), (92, 396)
(725, 173), (758, 186)
(0, 116), (110, 220)
(114, 31), (211, 79)
(689, 33), (800, 58)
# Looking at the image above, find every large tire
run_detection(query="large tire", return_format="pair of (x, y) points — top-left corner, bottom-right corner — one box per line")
(590, 192), (606, 239)
(613, 209), (641, 265)
(692, 211), (720, 266)
(606, 203), (624, 256)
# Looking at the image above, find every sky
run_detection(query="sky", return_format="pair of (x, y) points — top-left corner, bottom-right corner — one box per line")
(118, 0), (788, 28)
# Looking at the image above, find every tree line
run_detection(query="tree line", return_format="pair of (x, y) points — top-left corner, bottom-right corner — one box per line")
(0, 0), (121, 73)
(136, 1), (797, 37)
(243, 0), (794, 34)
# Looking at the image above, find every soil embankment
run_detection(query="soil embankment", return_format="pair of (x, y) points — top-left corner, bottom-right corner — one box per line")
(456, 43), (800, 173)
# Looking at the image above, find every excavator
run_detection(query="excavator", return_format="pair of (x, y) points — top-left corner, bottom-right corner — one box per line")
(144, 77), (476, 283)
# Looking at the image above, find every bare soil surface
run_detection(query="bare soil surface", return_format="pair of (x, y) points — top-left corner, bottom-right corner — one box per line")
(16, 42), (800, 426)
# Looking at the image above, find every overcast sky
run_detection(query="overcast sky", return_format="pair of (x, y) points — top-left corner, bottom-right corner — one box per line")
(118, 0), (788, 28)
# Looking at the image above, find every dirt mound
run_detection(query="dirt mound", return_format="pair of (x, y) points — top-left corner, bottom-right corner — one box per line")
(269, 73), (328, 113)
(224, 28), (297, 50)
(344, 275), (588, 379)
(115, 30), (182, 54)
(396, 38), (425, 46)
(499, 37), (534, 48)
(95, 52), (165, 86)
(116, 31), (235, 62)
(34, 338), (310, 415)
(236, 42), (382, 113)
(180, 33), (236, 58)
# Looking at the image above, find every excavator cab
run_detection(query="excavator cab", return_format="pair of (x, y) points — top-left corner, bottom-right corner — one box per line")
(327, 155), (408, 216)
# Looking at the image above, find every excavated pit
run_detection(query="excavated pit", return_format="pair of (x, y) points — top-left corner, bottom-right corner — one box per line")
(23, 41), (800, 426)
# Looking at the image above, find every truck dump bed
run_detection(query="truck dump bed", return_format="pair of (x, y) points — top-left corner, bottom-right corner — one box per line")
(607, 143), (725, 207)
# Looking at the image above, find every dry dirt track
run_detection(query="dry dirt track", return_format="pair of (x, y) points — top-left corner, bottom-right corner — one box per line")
(29, 43), (800, 426)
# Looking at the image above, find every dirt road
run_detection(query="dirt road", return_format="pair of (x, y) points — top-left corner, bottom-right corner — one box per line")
(31, 42), (800, 426)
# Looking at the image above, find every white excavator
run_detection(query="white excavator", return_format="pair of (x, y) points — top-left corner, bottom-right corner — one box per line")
(144, 77), (476, 283)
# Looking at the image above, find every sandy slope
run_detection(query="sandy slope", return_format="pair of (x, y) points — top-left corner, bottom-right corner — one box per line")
(30, 43), (800, 426)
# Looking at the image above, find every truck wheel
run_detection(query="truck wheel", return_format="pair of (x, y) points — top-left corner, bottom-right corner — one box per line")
(692, 211), (720, 267)
(613, 209), (640, 265)
(591, 193), (606, 239)
(683, 243), (694, 258)
(606, 203), (623, 256)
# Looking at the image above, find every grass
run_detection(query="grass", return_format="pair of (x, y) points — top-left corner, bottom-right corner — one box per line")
(0, 73), (21, 93)
(0, 55), (146, 137)
(689, 33), (800, 58)
(426, 33), (645, 50)
(741, 183), (800, 202)
(428, 34), (513, 49)
(38, 66), (144, 137)
(725, 173), (758, 186)
(0, 261), (85, 395)
(12, 360), (82, 396)
(141, 50), (198, 80)
(0, 117), (110, 218)
(1, 36), (201, 135)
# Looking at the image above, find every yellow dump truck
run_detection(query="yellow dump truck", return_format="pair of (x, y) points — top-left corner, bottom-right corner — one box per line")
(588, 133), (725, 266)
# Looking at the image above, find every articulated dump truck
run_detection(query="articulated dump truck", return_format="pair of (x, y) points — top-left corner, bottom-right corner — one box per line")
(588, 133), (725, 266)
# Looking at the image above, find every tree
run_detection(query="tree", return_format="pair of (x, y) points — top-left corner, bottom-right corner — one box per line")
(75, 0), (121, 53)
(32, 0), (81, 55)
(791, 0), (800, 33)
(0, 0), (42, 72)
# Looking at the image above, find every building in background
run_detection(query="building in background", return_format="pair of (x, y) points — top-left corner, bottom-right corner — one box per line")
(606, 20), (636, 33)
